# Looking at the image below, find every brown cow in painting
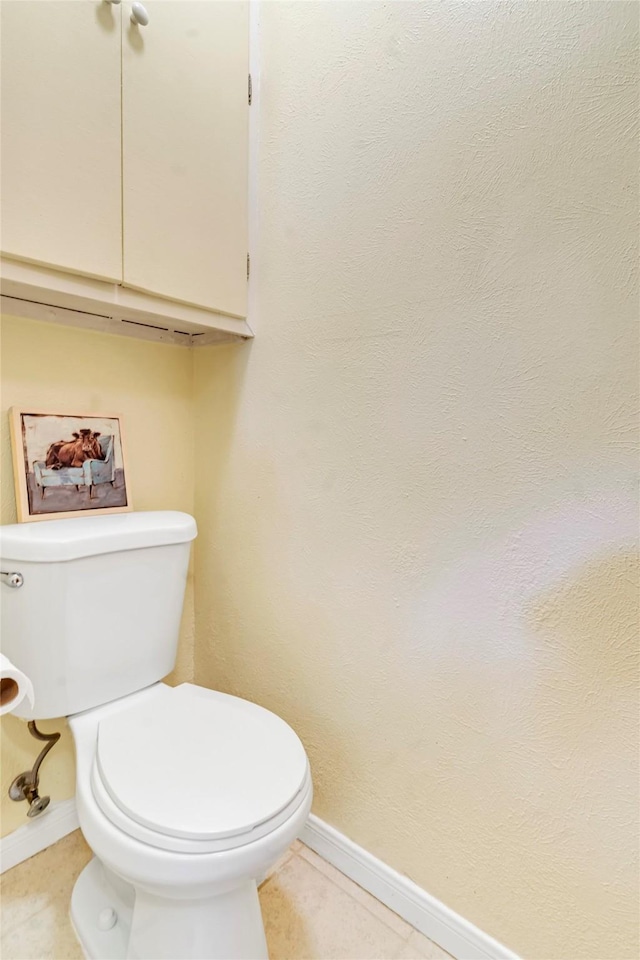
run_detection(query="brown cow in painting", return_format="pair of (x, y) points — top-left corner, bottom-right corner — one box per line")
(45, 430), (104, 470)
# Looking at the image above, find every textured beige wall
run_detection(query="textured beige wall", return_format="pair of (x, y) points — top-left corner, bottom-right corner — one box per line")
(0, 315), (195, 837)
(193, 4), (639, 959)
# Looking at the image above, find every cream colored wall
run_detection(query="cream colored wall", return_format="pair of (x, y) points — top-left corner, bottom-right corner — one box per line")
(0, 314), (195, 837)
(193, 4), (639, 959)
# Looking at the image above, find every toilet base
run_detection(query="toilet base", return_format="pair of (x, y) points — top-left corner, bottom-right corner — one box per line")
(71, 858), (133, 960)
(71, 856), (269, 960)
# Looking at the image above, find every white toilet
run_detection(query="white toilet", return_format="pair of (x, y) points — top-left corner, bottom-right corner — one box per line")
(0, 511), (312, 960)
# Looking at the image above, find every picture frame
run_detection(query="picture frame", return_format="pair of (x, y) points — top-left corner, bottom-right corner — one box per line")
(9, 408), (132, 522)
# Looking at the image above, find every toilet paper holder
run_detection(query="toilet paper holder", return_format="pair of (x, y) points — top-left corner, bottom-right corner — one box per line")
(9, 721), (60, 818)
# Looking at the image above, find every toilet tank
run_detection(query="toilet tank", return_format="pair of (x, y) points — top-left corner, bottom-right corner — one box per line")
(0, 511), (197, 720)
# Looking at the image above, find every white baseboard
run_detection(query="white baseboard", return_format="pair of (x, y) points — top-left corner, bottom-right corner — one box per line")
(0, 798), (79, 874)
(300, 814), (520, 960)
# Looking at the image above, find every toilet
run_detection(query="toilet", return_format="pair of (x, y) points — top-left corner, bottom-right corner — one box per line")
(0, 511), (312, 960)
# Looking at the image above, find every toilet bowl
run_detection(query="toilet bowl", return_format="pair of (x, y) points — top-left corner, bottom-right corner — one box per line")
(0, 512), (312, 960)
(70, 682), (312, 960)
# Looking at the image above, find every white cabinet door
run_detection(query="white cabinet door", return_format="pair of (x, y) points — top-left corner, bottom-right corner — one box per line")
(1, 1), (122, 281)
(122, 1), (249, 317)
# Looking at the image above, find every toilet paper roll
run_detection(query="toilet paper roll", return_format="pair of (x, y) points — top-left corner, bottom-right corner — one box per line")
(0, 654), (35, 716)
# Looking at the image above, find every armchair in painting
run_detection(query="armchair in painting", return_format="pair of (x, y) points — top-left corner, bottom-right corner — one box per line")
(33, 435), (115, 501)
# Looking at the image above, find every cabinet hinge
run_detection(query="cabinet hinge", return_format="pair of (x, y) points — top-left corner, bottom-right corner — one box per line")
(247, 253), (250, 281)
(248, 74), (252, 106)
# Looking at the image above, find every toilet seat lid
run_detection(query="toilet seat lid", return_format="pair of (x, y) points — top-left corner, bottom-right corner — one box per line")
(95, 683), (308, 842)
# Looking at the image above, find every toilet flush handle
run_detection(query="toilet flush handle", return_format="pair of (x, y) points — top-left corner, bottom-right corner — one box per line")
(1, 571), (23, 588)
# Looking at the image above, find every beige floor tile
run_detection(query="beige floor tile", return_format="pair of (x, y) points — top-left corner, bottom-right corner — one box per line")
(297, 844), (413, 939)
(0, 830), (91, 936)
(393, 930), (454, 960)
(259, 853), (406, 960)
(0, 901), (84, 960)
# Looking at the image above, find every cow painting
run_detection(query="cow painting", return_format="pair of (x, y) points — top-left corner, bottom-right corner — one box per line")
(10, 409), (130, 521)
(45, 429), (104, 470)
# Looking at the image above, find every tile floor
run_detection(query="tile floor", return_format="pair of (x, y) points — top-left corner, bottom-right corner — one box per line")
(0, 830), (453, 960)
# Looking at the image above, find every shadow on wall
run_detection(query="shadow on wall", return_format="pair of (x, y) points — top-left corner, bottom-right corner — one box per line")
(527, 549), (639, 688)
(194, 342), (252, 479)
(391, 490), (639, 925)
(405, 491), (638, 667)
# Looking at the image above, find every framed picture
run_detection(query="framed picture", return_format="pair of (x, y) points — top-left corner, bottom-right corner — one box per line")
(9, 408), (132, 522)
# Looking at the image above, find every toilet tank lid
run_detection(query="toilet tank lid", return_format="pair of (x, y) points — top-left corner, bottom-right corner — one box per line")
(0, 511), (197, 562)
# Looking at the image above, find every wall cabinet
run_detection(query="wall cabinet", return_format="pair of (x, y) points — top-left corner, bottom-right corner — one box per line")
(1, 0), (250, 339)
(122, 1), (248, 317)
(1, 1), (122, 281)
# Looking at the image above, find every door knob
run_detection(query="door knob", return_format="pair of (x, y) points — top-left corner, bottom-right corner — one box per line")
(130, 2), (149, 25)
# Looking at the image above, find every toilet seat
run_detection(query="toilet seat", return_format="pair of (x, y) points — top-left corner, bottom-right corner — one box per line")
(92, 683), (310, 854)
